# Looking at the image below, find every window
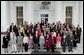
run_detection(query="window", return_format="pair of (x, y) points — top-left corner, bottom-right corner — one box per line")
(66, 6), (72, 18)
(66, 6), (72, 25)
(16, 6), (23, 26)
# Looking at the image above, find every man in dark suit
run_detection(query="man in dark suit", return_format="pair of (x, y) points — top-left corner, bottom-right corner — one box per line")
(66, 30), (69, 46)
(72, 27), (78, 49)
(68, 29), (73, 52)
(10, 23), (15, 32)
(62, 34), (67, 52)
(6, 28), (10, 42)
(76, 25), (82, 43)
(33, 31), (39, 52)
(50, 34), (55, 52)
(14, 25), (19, 36)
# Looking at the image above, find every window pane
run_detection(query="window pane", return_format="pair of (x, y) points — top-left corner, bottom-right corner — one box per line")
(41, 14), (48, 17)
(66, 6), (72, 25)
(16, 6), (23, 26)
(66, 6), (72, 18)
(16, 6), (23, 18)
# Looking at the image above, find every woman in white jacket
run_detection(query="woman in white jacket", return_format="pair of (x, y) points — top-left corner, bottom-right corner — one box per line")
(17, 32), (23, 52)
(10, 30), (17, 53)
(39, 33), (45, 49)
(52, 30), (56, 44)
(23, 34), (29, 52)
(28, 34), (33, 49)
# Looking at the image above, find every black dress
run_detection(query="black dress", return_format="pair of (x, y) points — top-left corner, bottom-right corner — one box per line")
(24, 43), (28, 52)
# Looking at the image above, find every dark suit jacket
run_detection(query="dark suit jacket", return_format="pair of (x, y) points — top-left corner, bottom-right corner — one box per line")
(33, 35), (39, 44)
(10, 25), (15, 32)
(76, 27), (82, 35)
(14, 25), (19, 36)
(62, 36), (67, 47)
(3, 36), (8, 48)
(68, 32), (73, 48)
(6, 32), (10, 41)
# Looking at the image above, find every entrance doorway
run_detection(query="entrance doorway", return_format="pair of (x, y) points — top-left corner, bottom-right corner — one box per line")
(41, 14), (48, 24)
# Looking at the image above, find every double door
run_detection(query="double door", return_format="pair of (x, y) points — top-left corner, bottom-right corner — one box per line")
(41, 14), (48, 24)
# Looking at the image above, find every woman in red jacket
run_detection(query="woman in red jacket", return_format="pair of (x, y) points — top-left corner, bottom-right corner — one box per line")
(56, 33), (62, 49)
(38, 30), (42, 38)
(50, 32), (55, 52)
(38, 30), (42, 48)
(45, 34), (51, 52)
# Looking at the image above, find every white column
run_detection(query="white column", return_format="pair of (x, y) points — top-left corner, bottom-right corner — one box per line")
(55, 1), (64, 23)
(26, 1), (34, 24)
(7, 2), (10, 26)
(23, 2), (26, 25)
(79, 1), (83, 30)
(1, 1), (10, 32)
(10, 1), (16, 25)
(73, 1), (80, 27)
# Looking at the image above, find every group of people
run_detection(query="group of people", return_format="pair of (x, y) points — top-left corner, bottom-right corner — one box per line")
(2, 21), (82, 53)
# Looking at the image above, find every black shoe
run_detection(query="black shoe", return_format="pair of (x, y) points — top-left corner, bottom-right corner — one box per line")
(51, 51), (54, 52)
(15, 51), (17, 53)
(71, 50), (73, 52)
(32, 47), (34, 49)
(68, 50), (70, 52)
(18, 51), (20, 53)
(25, 51), (28, 52)
(36, 51), (38, 52)
(63, 51), (65, 52)
(11, 51), (13, 53)
(34, 51), (36, 53)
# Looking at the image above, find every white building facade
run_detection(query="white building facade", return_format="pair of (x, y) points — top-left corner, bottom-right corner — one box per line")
(1, 1), (83, 32)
